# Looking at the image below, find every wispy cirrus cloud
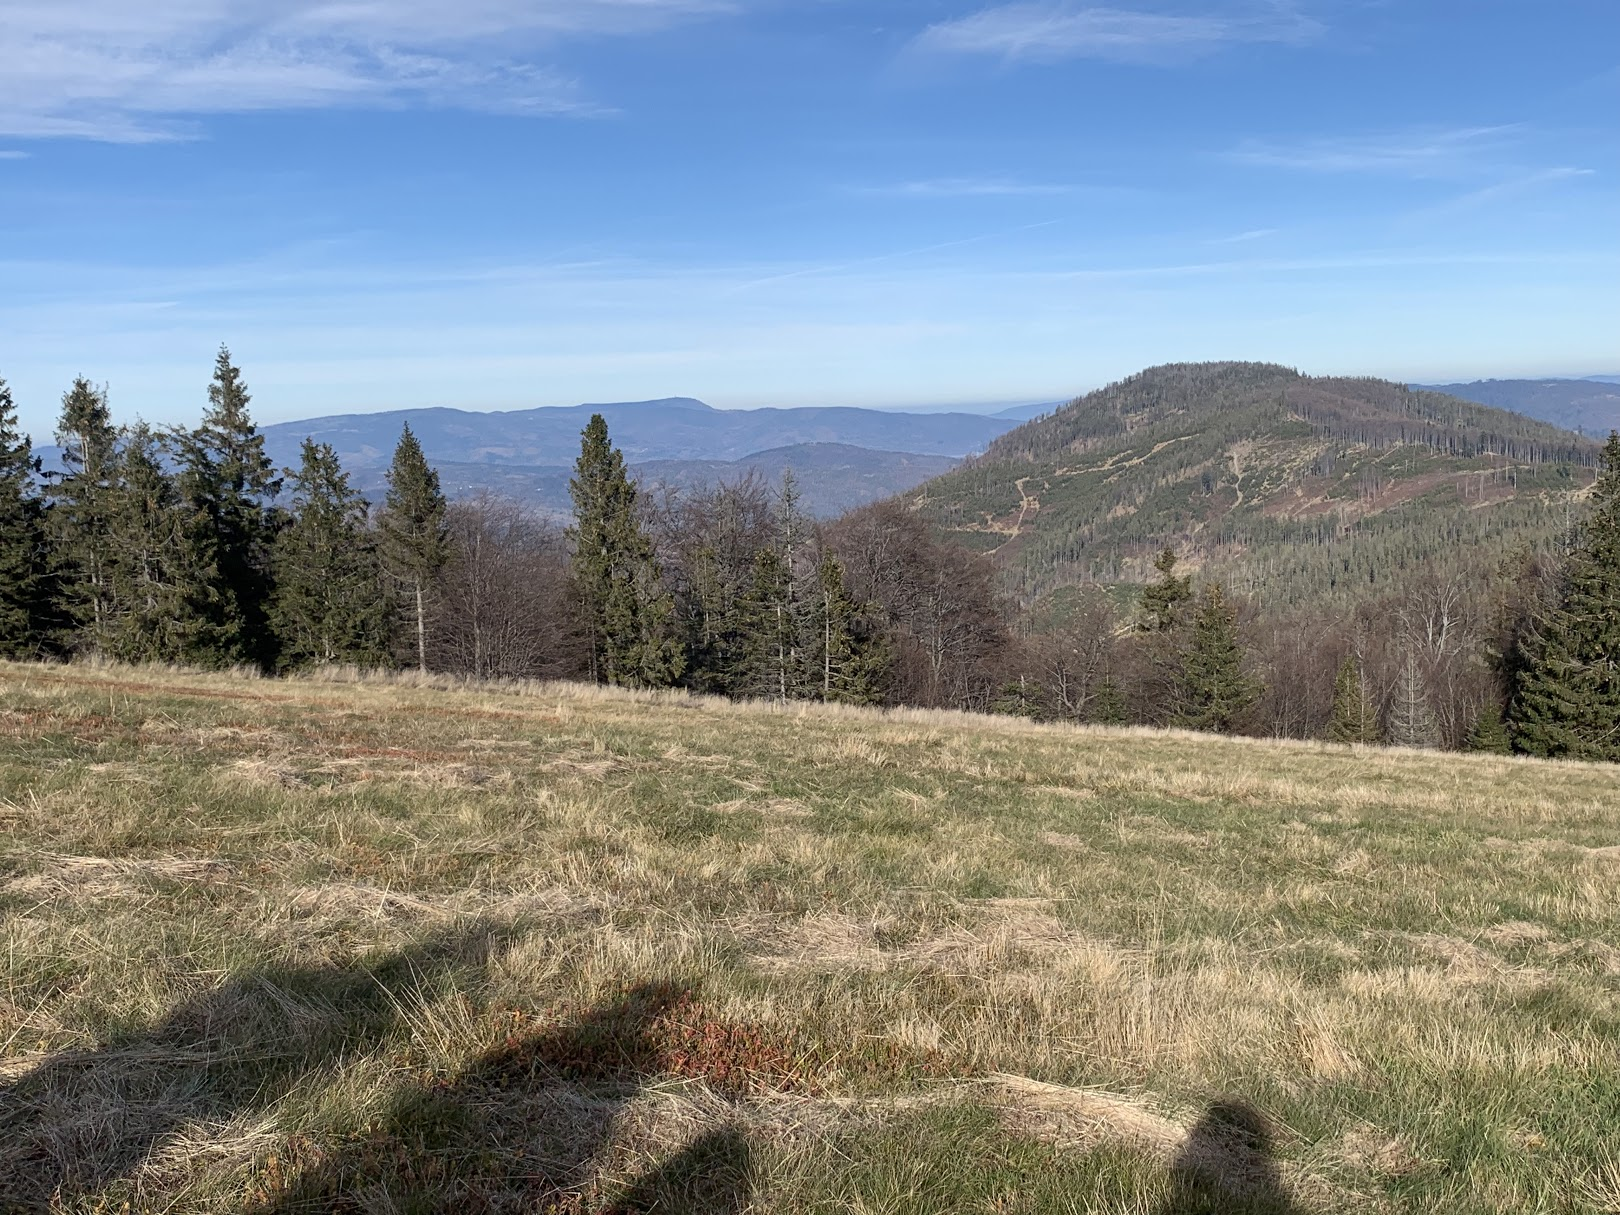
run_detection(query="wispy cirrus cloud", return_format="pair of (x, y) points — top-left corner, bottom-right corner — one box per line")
(852, 177), (1077, 197)
(0, 0), (733, 142)
(1228, 125), (1527, 176)
(912, 2), (1322, 65)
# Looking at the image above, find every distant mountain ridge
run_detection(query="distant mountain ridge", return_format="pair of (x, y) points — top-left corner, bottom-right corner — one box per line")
(908, 361), (1599, 606)
(258, 397), (1018, 472)
(1417, 379), (1620, 436)
(350, 442), (960, 520)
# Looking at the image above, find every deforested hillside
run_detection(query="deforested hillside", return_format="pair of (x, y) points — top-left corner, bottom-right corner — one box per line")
(2, 661), (1618, 1212)
(910, 362), (1600, 604)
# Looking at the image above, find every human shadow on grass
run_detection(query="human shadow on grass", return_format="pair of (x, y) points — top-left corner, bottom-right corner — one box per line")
(0, 926), (504, 1212)
(255, 981), (756, 1214)
(1157, 1100), (1299, 1215)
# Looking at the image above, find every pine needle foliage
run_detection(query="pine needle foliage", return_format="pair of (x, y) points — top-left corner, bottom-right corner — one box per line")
(1465, 702), (1513, 754)
(1508, 432), (1620, 760)
(271, 441), (392, 670)
(1175, 583), (1260, 732)
(1326, 654), (1380, 744)
(569, 415), (684, 689)
(99, 426), (228, 663)
(1138, 547), (1192, 633)
(379, 424), (451, 673)
(808, 552), (890, 705)
(0, 378), (46, 657)
(174, 348), (282, 668)
(46, 377), (119, 649)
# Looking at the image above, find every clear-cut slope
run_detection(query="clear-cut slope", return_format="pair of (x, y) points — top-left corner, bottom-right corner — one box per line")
(908, 362), (1600, 604)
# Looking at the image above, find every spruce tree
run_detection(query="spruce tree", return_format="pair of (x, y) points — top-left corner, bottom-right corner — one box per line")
(807, 551), (889, 704)
(1465, 702), (1513, 754)
(46, 377), (118, 649)
(271, 441), (392, 670)
(1088, 677), (1128, 725)
(379, 424), (450, 672)
(99, 427), (226, 663)
(1138, 547), (1192, 633)
(568, 415), (684, 688)
(175, 348), (281, 667)
(0, 377), (46, 656)
(1175, 583), (1260, 732)
(1326, 653), (1379, 744)
(740, 546), (803, 702)
(1508, 432), (1620, 760)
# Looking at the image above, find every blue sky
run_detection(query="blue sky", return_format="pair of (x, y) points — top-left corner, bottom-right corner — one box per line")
(1, 0), (1616, 438)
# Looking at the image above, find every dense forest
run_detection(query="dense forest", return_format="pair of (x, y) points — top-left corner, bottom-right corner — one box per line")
(1, 351), (1617, 761)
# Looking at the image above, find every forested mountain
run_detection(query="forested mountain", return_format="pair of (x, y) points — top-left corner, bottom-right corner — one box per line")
(1420, 378), (1620, 436)
(910, 362), (1600, 606)
(256, 398), (1015, 470)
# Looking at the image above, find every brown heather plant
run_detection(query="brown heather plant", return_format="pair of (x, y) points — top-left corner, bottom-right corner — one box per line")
(0, 659), (1617, 1212)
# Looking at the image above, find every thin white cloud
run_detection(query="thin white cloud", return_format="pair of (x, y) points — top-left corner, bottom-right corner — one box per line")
(914, 2), (1321, 64)
(1208, 227), (1278, 244)
(1229, 125), (1526, 176)
(0, 150), (30, 159)
(854, 177), (1075, 197)
(0, 0), (730, 141)
(1408, 167), (1598, 221)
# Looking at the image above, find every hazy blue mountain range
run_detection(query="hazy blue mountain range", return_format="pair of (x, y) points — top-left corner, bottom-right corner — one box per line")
(30, 399), (1002, 519)
(346, 442), (960, 520)
(256, 398), (1018, 472)
(1418, 379), (1620, 436)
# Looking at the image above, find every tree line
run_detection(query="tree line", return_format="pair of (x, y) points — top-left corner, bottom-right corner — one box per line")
(0, 352), (1615, 761)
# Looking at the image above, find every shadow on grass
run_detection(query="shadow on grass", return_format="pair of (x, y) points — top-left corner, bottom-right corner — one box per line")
(1158, 1100), (1298, 1215)
(254, 980), (755, 1213)
(0, 927), (503, 1212)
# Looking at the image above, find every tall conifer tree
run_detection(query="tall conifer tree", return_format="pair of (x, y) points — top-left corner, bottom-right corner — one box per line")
(1508, 432), (1620, 759)
(807, 551), (888, 704)
(1138, 547), (1193, 633)
(1326, 653), (1379, 744)
(47, 378), (118, 648)
(176, 347), (281, 667)
(0, 377), (46, 656)
(379, 424), (450, 672)
(99, 426), (226, 662)
(739, 546), (801, 701)
(271, 441), (391, 669)
(568, 415), (683, 688)
(1175, 583), (1260, 732)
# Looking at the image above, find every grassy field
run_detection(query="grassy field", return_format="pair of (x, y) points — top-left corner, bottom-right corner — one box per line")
(0, 661), (1617, 1214)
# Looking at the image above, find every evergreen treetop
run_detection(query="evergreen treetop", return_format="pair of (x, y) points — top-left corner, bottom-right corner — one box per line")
(1139, 547), (1193, 633)
(379, 424), (451, 672)
(48, 378), (119, 645)
(1175, 583), (1260, 732)
(568, 415), (684, 689)
(271, 440), (392, 670)
(1326, 653), (1379, 744)
(175, 348), (281, 667)
(1508, 431), (1620, 760)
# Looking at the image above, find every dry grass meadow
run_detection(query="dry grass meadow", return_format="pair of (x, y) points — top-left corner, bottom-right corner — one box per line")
(0, 659), (1617, 1213)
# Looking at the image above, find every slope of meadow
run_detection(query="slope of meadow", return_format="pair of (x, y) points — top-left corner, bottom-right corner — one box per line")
(0, 662), (1617, 1213)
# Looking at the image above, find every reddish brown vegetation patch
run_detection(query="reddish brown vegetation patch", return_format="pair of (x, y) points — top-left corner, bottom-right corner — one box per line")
(477, 986), (810, 1096)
